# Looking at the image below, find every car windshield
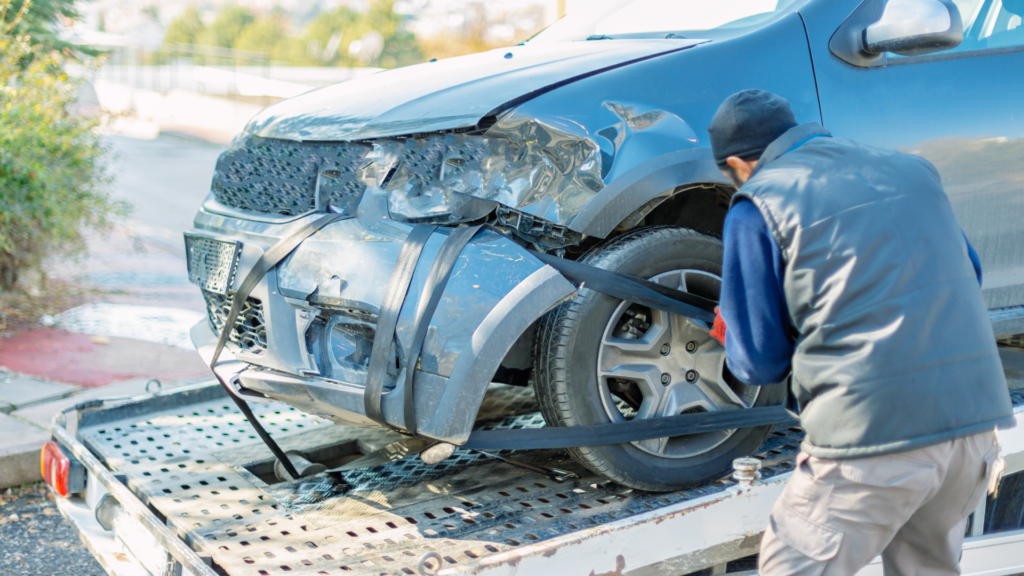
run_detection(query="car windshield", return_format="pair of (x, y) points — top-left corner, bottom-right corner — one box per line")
(529, 0), (807, 42)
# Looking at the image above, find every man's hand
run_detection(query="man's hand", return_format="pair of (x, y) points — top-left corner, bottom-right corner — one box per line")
(710, 306), (727, 346)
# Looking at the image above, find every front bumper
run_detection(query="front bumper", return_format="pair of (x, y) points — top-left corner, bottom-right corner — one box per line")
(189, 207), (575, 444)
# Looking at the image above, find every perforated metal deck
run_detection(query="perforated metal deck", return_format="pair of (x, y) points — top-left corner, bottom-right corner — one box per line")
(79, 383), (807, 576)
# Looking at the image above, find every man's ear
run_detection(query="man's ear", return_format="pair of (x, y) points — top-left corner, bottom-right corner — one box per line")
(725, 156), (756, 184)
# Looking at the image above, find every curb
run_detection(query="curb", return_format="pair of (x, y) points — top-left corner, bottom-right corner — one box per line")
(0, 374), (207, 489)
(0, 437), (50, 489)
(0, 413), (50, 489)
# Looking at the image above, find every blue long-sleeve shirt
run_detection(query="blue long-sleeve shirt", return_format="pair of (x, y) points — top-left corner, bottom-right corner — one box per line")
(721, 189), (983, 388)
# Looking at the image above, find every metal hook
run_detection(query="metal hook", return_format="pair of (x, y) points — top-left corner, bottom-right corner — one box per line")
(417, 551), (443, 575)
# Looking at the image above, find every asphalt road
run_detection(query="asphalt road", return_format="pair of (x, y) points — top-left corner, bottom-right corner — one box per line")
(0, 484), (104, 576)
(105, 134), (226, 247)
(46, 134), (227, 312)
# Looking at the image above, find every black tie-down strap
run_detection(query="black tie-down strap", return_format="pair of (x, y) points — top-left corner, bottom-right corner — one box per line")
(464, 406), (797, 451)
(361, 224), (792, 454)
(209, 213), (351, 480)
(459, 255), (798, 450)
(530, 250), (718, 324)
(363, 224), (437, 425)
(403, 225), (483, 435)
(361, 224), (483, 433)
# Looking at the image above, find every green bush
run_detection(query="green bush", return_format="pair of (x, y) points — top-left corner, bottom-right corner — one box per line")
(0, 7), (126, 290)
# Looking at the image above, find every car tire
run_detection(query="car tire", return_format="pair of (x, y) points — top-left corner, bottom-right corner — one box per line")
(533, 226), (786, 491)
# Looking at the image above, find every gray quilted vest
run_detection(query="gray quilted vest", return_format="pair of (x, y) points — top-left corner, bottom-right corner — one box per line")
(734, 123), (1014, 459)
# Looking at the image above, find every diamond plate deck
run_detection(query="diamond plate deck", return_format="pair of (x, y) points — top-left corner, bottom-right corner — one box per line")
(80, 383), (807, 576)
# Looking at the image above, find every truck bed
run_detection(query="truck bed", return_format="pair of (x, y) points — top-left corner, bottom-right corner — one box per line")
(58, 381), (1024, 576)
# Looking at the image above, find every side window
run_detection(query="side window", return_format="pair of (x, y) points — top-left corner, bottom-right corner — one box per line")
(970, 0), (1024, 49)
(952, 0), (989, 32)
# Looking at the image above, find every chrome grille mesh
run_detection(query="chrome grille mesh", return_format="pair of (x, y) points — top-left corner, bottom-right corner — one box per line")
(202, 289), (267, 354)
(184, 234), (241, 294)
(211, 135), (371, 216)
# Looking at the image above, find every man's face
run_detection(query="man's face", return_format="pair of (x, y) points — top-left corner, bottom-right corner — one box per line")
(722, 157), (758, 189)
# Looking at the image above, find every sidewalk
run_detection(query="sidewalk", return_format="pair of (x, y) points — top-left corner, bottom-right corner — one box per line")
(0, 238), (212, 487)
(0, 368), (207, 488)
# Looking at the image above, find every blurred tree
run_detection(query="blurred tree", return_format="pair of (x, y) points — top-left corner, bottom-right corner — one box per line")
(417, 4), (546, 61)
(300, 0), (421, 67)
(197, 5), (255, 49)
(301, 6), (358, 65)
(0, 1), (126, 290)
(1, 0), (80, 54)
(162, 6), (203, 46)
(367, 0), (421, 68)
(161, 0), (426, 68)
(233, 15), (289, 59)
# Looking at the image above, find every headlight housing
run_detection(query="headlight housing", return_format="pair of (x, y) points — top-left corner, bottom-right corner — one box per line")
(367, 114), (606, 226)
(366, 137), (498, 223)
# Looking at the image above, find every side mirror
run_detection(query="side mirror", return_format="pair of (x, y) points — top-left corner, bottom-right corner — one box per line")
(864, 0), (963, 56)
(829, 0), (963, 67)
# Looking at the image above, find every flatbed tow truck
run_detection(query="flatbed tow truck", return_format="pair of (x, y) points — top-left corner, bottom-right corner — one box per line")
(43, 376), (1024, 576)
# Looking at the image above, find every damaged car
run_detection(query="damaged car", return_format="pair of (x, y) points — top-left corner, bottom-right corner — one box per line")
(186, 0), (1024, 491)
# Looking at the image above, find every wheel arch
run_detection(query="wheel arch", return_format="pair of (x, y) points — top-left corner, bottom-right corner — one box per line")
(417, 265), (576, 444)
(567, 148), (734, 239)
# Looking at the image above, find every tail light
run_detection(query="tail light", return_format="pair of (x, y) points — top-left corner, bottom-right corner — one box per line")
(40, 441), (84, 497)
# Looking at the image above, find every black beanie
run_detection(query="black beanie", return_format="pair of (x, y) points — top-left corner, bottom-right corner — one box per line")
(707, 89), (797, 169)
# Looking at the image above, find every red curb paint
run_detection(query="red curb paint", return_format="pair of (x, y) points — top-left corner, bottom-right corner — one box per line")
(0, 328), (210, 387)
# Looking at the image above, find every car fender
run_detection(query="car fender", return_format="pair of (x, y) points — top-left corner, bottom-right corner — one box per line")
(418, 265), (573, 443)
(568, 147), (727, 238)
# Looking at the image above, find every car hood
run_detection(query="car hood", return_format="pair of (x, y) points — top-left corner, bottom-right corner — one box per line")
(245, 39), (704, 142)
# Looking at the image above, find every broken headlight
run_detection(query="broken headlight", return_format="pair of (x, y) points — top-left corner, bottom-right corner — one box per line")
(364, 114), (606, 226)
(366, 137), (497, 223)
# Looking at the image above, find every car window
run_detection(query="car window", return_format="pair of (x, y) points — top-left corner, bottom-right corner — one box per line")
(951, 0), (988, 31)
(529, 0), (809, 43)
(973, 0), (1024, 49)
(889, 0), (1024, 59)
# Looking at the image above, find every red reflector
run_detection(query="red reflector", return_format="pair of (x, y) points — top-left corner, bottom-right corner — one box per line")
(41, 441), (71, 497)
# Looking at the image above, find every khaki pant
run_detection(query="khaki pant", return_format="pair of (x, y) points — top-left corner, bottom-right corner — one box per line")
(759, 431), (1000, 576)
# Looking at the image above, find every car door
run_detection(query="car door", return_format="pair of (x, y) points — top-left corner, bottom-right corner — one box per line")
(800, 0), (1024, 325)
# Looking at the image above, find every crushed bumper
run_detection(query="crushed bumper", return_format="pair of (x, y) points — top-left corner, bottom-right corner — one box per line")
(189, 208), (575, 444)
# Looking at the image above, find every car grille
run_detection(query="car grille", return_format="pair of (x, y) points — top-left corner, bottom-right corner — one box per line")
(202, 289), (267, 355)
(184, 234), (241, 295)
(211, 135), (371, 216)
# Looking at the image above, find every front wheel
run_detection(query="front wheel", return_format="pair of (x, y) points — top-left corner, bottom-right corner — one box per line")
(533, 226), (786, 491)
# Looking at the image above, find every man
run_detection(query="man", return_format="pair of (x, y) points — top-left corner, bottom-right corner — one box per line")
(705, 89), (1014, 576)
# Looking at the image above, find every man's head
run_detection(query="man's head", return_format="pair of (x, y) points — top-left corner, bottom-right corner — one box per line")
(707, 89), (797, 187)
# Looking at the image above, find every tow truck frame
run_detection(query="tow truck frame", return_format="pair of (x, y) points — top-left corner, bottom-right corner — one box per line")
(47, 380), (1024, 576)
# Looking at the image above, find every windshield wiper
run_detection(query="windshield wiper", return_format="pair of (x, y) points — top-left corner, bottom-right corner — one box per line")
(586, 35), (613, 40)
